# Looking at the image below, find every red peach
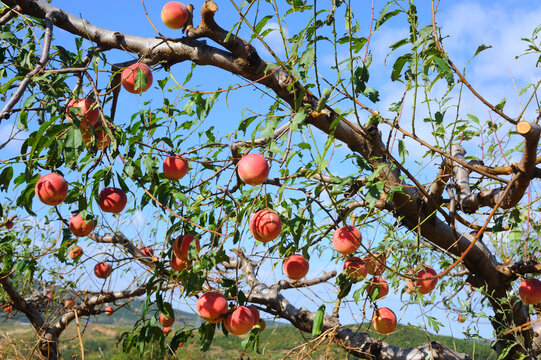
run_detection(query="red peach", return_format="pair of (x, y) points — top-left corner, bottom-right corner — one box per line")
(237, 153), (269, 185)
(159, 312), (175, 327)
(363, 252), (386, 276)
(405, 265), (438, 295)
(519, 278), (541, 305)
(69, 213), (96, 237)
(94, 262), (112, 279)
(170, 254), (189, 271)
(249, 209), (282, 243)
(343, 257), (367, 281)
(458, 314), (466, 323)
(247, 305), (260, 325)
(121, 63), (153, 94)
(140, 246), (154, 257)
(68, 245), (83, 261)
(372, 307), (397, 334)
(332, 226), (361, 255)
(98, 187), (127, 214)
(173, 233), (200, 261)
(104, 306), (114, 316)
(161, 1), (189, 29)
(223, 306), (255, 336)
(163, 155), (189, 180)
(3, 305), (14, 313)
(35, 173), (68, 206)
(163, 326), (172, 335)
(196, 292), (229, 323)
(283, 254), (309, 280)
(66, 99), (99, 129)
(366, 277), (389, 300)
(65, 298), (74, 308)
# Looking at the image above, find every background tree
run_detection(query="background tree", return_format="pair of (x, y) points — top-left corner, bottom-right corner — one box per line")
(0, 0), (540, 359)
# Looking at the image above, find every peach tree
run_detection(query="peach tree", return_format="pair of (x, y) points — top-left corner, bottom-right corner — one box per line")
(0, 0), (540, 359)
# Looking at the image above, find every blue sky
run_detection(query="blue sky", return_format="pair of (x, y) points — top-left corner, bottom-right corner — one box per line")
(1, 0), (541, 347)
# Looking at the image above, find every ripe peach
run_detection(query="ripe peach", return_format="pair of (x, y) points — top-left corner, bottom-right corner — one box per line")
(140, 246), (154, 257)
(5, 220), (13, 229)
(65, 298), (74, 308)
(66, 99), (99, 129)
(104, 306), (114, 316)
(159, 312), (175, 327)
(68, 245), (83, 261)
(173, 233), (200, 261)
(366, 277), (389, 300)
(163, 326), (172, 335)
(237, 153), (269, 185)
(35, 173), (68, 206)
(372, 307), (397, 334)
(81, 126), (111, 150)
(249, 209), (282, 243)
(196, 292), (229, 323)
(3, 305), (14, 313)
(161, 1), (189, 29)
(363, 252), (386, 276)
(332, 225), (361, 255)
(163, 155), (189, 180)
(343, 257), (367, 281)
(170, 254), (189, 271)
(98, 187), (127, 213)
(69, 213), (96, 237)
(283, 254), (309, 280)
(121, 63), (153, 94)
(458, 314), (466, 323)
(405, 264), (438, 295)
(519, 278), (541, 305)
(223, 306), (255, 336)
(247, 305), (260, 325)
(94, 262), (112, 279)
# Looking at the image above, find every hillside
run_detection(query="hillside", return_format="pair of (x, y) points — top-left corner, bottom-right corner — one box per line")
(0, 301), (496, 359)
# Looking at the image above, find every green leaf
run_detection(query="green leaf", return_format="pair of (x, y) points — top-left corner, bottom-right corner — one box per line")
(312, 304), (325, 336)
(474, 44), (492, 57)
(290, 109), (308, 131)
(134, 67), (148, 93)
(375, 7), (401, 31)
(391, 54), (411, 81)
(495, 98), (506, 111)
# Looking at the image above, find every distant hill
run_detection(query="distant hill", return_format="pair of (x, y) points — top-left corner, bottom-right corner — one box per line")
(1, 300), (497, 359)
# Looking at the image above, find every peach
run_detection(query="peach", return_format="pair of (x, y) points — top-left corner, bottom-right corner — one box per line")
(237, 153), (269, 185)
(159, 312), (175, 327)
(69, 213), (96, 237)
(163, 155), (189, 180)
(140, 246), (154, 257)
(98, 187), (127, 213)
(81, 126), (111, 150)
(283, 254), (309, 280)
(68, 245), (83, 261)
(66, 98), (99, 129)
(363, 252), (386, 276)
(249, 209), (282, 243)
(94, 262), (112, 279)
(343, 257), (367, 281)
(173, 233), (200, 261)
(161, 1), (189, 29)
(372, 307), (397, 334)
(458, 314), (466, 323)
(332, 225), (361, 255)
(170, 254), (189, 271)
(366, 277), (389, 300)
(4, 219), (13, 229)
(121, 63), (153, 94)
(405, 264), (438, 295)
(247, 305), (260, 325)
(35, 173), (68, 206)
(163, 326), (172, 335)
(65, 298), (74, 308)
(3, 305), (14, 313)
(196, 292), (229, 323)
(223, 306), (255, 336)
(104, 306), (114, 316)
(519, 278), (541, 305)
